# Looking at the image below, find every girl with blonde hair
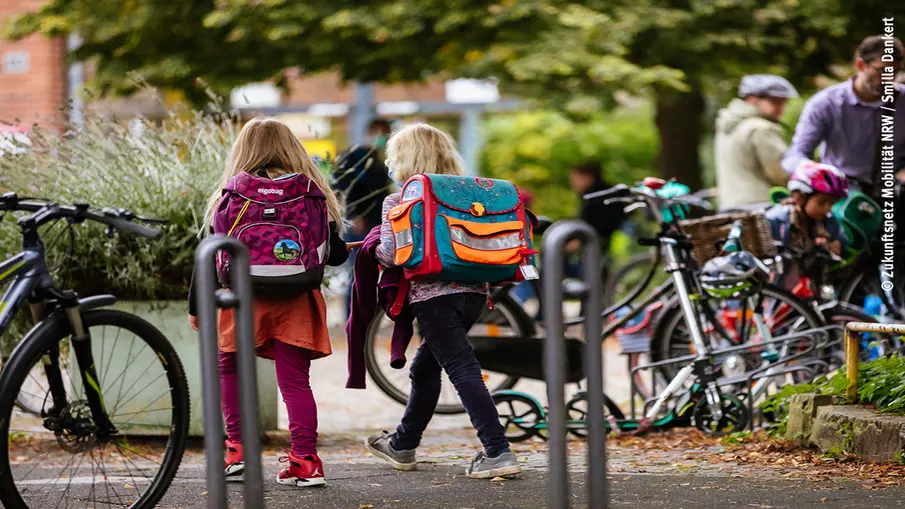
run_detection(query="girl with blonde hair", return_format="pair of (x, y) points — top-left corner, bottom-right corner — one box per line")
(365, 123), (521, 479)
(189, 117), (349, 487)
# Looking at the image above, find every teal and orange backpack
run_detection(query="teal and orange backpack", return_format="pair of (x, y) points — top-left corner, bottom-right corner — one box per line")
(387, 174), (537, 283)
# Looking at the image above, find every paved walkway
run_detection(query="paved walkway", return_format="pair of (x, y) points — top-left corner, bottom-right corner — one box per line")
(297, 293), (637, 435)
(146, 428), (905, 509)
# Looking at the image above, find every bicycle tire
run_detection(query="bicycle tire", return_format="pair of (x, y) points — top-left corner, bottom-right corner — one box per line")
(602, 251), (658, 310)
(650, 285), (824, 380)
(565, 392), (625, 438)
(839, 271), (905, 318)
(821, 304), (878, 368)
(0, 309), (190, 509)
(364, 294), (528, 414)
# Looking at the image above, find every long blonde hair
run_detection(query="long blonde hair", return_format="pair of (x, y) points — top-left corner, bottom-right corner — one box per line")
(385, 123), (467, 183)
(202, 117), (344, 235)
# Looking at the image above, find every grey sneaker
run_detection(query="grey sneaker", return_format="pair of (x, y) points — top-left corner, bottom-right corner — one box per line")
(465, 451), (522, 479)
(365, 431), (417, 471)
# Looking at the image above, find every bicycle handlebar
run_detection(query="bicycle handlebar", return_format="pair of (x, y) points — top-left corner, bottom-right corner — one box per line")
(778, 242), (845, 265)
(584, 181), (713, 224)
(0, 193), (164, 240)
(582, 184), (630, 203)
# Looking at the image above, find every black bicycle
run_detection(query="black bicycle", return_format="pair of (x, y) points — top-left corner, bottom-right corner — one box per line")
(0, 193), (190, 509)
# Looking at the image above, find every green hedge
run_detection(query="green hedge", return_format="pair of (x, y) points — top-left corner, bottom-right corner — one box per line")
(480, 106), (659, 220)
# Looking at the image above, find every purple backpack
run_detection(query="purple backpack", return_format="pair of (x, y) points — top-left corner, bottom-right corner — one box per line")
(213, 172), (330, 295)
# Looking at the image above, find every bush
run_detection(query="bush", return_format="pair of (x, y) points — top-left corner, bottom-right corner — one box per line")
(0, 106), (238, 301)
(480, 106), (659, 220)
(761, 355), (905, 437)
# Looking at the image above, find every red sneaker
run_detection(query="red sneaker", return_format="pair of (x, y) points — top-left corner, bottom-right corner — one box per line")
(224, 439), (245, 482)
(276, 451), (326, 487)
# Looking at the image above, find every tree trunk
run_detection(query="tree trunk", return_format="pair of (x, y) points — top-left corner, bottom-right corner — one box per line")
(654, 85), (705, 191)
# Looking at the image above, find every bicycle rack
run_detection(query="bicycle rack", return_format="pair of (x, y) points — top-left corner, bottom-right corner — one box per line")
(627, 325), (839, 426)
(195, 235), (264, 509)
(542, 219), (606, 509)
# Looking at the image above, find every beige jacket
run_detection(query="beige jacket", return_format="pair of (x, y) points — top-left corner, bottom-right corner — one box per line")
(715, 99), (790, 209)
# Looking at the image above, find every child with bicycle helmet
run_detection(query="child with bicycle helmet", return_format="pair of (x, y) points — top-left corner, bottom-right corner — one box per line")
(765, 161), (850, 256)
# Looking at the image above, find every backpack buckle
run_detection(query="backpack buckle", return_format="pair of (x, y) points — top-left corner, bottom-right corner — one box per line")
(263, 207), (277, 220)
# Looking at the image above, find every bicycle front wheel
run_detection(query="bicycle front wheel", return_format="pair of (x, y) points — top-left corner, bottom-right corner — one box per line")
(0, 309), (190, 509)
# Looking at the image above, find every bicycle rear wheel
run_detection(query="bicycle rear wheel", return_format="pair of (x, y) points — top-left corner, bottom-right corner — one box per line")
(0, 309), (190, 509)
(365, 294), (527, 414)
(650, 285), (824, 381)
(602, 251), (666, 310)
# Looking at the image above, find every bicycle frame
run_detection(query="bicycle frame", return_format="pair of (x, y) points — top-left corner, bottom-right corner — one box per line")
(0, 244), (117, 437)
(0, 251), (42, 334)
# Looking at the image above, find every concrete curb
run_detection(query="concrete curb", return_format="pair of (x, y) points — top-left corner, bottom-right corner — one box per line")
(786, 394), (905, 463)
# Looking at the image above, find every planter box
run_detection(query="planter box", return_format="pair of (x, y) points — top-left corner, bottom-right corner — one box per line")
(72, 300), (279, 436)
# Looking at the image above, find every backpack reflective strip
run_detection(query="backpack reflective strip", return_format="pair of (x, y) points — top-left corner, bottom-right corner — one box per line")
(250, 265), (308, 276)
(449, 228), (521, 251)
(395, 229), (413, 248)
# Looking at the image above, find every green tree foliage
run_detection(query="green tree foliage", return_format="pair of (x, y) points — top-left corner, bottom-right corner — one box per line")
(481, 105), (658, 219)
(6, 1), (904, 186)
(3, 1), (682, 106)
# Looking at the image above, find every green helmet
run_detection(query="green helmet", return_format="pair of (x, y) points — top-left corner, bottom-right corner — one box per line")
(699, 251), (769, 299)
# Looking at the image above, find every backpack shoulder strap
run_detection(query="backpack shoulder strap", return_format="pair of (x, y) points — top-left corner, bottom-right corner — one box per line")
(227, 200), (252, 237)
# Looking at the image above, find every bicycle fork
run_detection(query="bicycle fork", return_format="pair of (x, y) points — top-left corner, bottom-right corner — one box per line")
(31, 298), (117, 438)
(65, 305), (118, 437)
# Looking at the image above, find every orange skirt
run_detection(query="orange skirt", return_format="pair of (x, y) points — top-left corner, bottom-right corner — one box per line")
(217, 290), (332, 360)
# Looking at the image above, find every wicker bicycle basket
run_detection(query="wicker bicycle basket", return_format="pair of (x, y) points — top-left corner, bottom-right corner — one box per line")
(677, 210), (777, 264)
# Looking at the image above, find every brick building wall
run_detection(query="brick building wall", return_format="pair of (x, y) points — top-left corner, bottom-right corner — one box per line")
(283, 70), (447, 105)
(0, 0), (67, 128)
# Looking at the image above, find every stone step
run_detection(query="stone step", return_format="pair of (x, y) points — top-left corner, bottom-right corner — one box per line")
(786, 394), (905, 463)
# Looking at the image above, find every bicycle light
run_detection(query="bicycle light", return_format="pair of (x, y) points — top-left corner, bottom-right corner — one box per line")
(821, 284), (836, 302)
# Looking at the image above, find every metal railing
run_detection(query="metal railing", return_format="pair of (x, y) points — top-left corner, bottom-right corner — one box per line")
(195, 235), (264, 509)
(542, 220), (606, 509)
(627, 325), (837, 428)
(844, 321), (905, 399)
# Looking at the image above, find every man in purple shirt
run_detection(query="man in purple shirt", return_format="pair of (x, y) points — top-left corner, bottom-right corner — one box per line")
(783, 35), (905, 194)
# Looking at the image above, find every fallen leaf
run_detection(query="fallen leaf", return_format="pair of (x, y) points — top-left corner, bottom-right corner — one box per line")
(491, 476), (507, 482)
(200, 492), (208, 496)
(360, 505), (374, 509)
(124, 484), (134, 489)
(820, 498), (827, 503)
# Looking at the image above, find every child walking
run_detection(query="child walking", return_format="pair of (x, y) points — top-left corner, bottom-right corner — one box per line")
(188, 117), (349, 487)
(364, 123), (521, 479)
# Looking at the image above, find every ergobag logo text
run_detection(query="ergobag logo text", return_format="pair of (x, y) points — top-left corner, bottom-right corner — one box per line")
(213, 173), (330, 295)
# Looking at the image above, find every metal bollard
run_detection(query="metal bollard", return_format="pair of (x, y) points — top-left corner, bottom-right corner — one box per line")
(195, 235), (264, 509)
(844, 322), (905, 399)
(542, 220), (606, 509)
